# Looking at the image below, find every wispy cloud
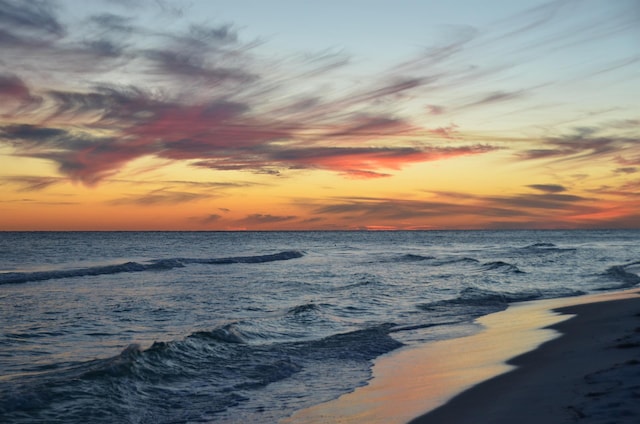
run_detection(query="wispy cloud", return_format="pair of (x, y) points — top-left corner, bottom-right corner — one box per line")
(198, 213), (222, 224)
(237, 214), (298, 225)
(614, 167), (637, 175)
(109, 188), (211, 205)
(307, 185), (636, 229)
(0, 0), (65, 39)
(519, 127), (640, 165)
(314, 195), (524, 221)
(0, 175), (65, 191)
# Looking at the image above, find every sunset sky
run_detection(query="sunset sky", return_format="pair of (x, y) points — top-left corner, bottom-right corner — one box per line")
(1, 0), (639, 230)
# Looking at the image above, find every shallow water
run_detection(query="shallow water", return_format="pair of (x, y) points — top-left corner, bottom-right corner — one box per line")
(1, 230), (639, 423)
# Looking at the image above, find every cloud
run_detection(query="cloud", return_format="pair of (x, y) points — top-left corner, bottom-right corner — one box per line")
(200, 213), (222, 224)
(340, 170), (392, 179)
(192, 144), (497, 178)
(238, 214), (298, 225)
(527, 184), (567, 193)
(485, 192), (589, 210)
(1, 123), (69, 144)
(616, 154), (640, 167)
(88, 13), (135, 35)
(305, 185), (634, 229)
(428, 123), (458, 139)
(143, 47), (255, 83)
(461, 90), (526, 109)
(0, 73), (38, 105)
(0, 9), (476, 184)
(614, 167), (637, 174)
(0, 0), (65, 38)
(1, 123), (152, 185)
(0, 0), (637, 189)
(426, 105), (445, 115)
(519, 127), (638, 163)
(324, 116), (413, 139)
(46, 85), (160, 124)
(109, 188), (211, 205)
(0, 175), (64, 191)
(314, 196), (524, 221)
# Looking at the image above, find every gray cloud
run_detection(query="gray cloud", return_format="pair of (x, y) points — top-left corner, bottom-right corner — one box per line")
(238, 214), (298, 225)
(199, 213), (222, 224)
(0, 0), (64, 37)
(485, 193), (589, 210)
(615, 167), (637, 174)
(0, 73), (41, 109)
(527, 184), (567, 193)
(462, 90), (526, 109)
(314, 196), (525, 221)
(88, 13), (135, 34)
(520, 127), (638, 162)
(0, 175), (64, 191)
(110, 188), (211, 205)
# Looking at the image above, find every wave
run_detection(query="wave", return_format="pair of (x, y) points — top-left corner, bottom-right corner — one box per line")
(0, 322), (403, 422)
(481, 261), (524, 273)
(431, 257), (480, 266)
(287, 303), (320, 316)
(191, 324), (247, 344)
(417, 286), (586, 318)
(528, 242), (556, 248)
(600, 260), (640, 289)
(385, 254), (479, 266)
(450, 286), (540, 305)
(301, 324), (403, 361)
(335, 279), (379, 291)
(0, 250), (304, 285)
(397, 253), (436, 262)
(518, 242), (576, 253)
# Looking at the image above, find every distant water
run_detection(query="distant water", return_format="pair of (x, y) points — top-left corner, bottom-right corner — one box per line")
(1, 230), (639, 423)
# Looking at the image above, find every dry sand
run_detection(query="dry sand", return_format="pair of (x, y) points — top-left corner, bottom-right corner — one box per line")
(284, 290), (640, 424)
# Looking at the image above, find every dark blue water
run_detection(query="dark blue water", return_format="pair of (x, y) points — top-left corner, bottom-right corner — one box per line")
(1, 230), (639, 423)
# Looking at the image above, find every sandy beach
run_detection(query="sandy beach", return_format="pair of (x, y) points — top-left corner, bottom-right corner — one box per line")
(412, 290), (640, 424)
(285, 290), (640, 424)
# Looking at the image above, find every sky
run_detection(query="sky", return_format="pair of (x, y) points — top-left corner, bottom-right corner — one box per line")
(0, 0), (639, 230)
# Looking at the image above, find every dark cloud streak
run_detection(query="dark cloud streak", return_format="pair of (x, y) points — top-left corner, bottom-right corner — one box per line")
(238, 214), (298, 225)
(0, 175), (64, 191)
(527, 184), (567, 193)
(109, 188), (211, 205)
(0, 0), (65, 37)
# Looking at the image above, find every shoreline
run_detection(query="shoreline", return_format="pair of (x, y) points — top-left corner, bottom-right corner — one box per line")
(411, 290), (640, 423)
(283, 289), (640, 424)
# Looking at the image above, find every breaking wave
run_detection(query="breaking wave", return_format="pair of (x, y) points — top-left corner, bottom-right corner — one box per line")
(416, 286), (586, 321)
(519, 242), (576, 253)
(0, 322), (402, 422)
(481, 261), (524, 273)
(0, 250), (304, 285)
(601, 260), (640, 289)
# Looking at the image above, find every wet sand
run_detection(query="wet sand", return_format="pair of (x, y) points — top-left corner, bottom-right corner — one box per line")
(283, 290), (640, 424)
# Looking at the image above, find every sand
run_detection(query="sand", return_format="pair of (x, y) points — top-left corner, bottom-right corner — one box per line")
(283, 290), (640, 424)
(412, 291), (640, 424)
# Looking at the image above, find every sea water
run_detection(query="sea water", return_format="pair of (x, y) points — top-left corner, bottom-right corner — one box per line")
(1, 230), (639, 423)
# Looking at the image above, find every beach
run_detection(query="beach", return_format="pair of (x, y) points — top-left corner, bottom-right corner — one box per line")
(412, 290), (640, 424)
(286, 290), (640, 424)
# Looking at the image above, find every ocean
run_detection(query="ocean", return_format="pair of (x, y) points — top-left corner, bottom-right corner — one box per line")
(1, 230), (639, 423)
